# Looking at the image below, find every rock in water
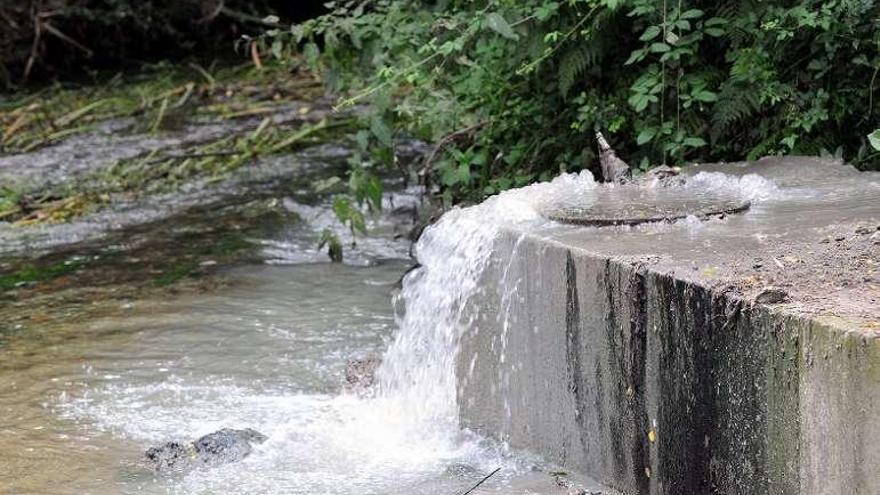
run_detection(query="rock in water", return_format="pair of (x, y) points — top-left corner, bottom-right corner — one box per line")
(596, 131), (631, 184)
(144, 428), (267, 472)
(344, 355), (382, 390)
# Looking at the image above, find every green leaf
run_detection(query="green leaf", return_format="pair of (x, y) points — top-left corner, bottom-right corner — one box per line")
(485, 13), (518, 40)
(682, 137), (707, 147)
(535, 2), (559, 21)
(637, 127), (657, 145)
(680, 9), (704, 20)
(628, 93), (653, 112)
(363, 174), (383, 212)
(457, 162), (471, 184)
(639, 26), (661, 41)
(271, 39), (283, 59)
(869, 130), (880, 151)
(303, 42), (320, 68)
(440, 160), (460, 186)
(625, 48), (647, 65)
(650, 42), (670, 53)
(332, 196), (367, 234)
(370, 117), (393, 147)
(693, 90), (718, 102)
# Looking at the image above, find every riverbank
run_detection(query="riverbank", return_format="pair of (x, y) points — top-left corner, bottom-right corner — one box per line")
(0, 61), (426, 333)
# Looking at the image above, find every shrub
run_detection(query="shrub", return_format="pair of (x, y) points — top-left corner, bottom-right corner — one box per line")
(271, 0), (880, 205)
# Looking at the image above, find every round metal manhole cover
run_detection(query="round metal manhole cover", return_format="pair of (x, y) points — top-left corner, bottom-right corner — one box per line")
(544, 185), (751, 227)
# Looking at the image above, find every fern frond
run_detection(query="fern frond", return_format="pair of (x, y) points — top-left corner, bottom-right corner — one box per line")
(558, 47), (589, 97)
(557, 41), (603, 97)
(711, 82), (760, 140)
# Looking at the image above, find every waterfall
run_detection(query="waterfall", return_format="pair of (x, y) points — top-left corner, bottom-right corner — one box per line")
(375, 171), (598, 437)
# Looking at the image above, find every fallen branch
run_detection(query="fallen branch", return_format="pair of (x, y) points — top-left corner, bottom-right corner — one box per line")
(42, 21), (93, 57)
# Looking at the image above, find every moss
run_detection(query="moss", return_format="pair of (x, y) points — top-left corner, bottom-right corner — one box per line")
(0, 258), (85, 291)
(204, 234), (253, 257)
(154, 261), (200, 287)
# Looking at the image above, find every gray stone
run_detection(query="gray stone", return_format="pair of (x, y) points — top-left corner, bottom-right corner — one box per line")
(144, 428), (267, 472)
(344, 355), (381, 390)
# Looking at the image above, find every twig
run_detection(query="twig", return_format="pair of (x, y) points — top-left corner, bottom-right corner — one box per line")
(419, 121), (488, 177)
(459, 467), (501, 495)
(23, 13), (42, 82)
(150, 97), (169, 134)
(42, 21), (93, 57)
(250, 40), (263, 70)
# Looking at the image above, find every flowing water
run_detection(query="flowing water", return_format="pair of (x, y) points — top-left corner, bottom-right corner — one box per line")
(0, 147), (605, 493)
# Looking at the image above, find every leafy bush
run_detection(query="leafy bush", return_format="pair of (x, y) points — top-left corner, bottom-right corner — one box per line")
(270, 0), (880, 205)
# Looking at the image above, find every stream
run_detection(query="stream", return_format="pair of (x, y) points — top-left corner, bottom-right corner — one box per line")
(0, 96), (589, 493)
(0, 190), (547, 494)
(6, 73), (844, 495)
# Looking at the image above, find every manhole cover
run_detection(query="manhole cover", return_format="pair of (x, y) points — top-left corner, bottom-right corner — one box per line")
(544, 185), (751, 227)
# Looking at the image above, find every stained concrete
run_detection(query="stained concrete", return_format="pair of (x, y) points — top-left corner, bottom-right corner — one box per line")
(457, 157), (879, 494)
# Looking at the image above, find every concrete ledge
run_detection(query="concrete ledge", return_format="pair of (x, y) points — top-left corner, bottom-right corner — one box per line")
(457, 158), (880, 494)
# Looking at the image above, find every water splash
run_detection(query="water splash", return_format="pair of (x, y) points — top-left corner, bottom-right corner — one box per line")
(685, 171), (783, 202)
(376, 171), (598, 434)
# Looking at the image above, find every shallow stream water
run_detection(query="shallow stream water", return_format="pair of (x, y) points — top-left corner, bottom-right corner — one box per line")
(0, 116), (574, 493)
(2, 259), (552, 494)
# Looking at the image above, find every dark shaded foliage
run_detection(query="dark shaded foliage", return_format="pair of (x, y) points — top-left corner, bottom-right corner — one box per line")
(0, 0), (326, 88)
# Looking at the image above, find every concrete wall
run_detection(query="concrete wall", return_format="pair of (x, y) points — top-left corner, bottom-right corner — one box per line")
(457, 231), (880, 494)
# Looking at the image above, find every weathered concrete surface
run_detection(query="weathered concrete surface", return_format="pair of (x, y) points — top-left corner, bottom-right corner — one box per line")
(457, 157), (880, 494)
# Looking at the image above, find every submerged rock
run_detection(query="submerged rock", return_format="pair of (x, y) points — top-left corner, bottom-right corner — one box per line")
(144, 428), (267, 472)
(344, 355), (382, 390)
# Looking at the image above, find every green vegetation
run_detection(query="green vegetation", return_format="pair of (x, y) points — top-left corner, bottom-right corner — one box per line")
(0, 258), (85, 291)
(269, 0), (880, 206)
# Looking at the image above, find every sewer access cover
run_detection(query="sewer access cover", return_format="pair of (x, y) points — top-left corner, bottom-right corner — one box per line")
(544, 184), (751, 227)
